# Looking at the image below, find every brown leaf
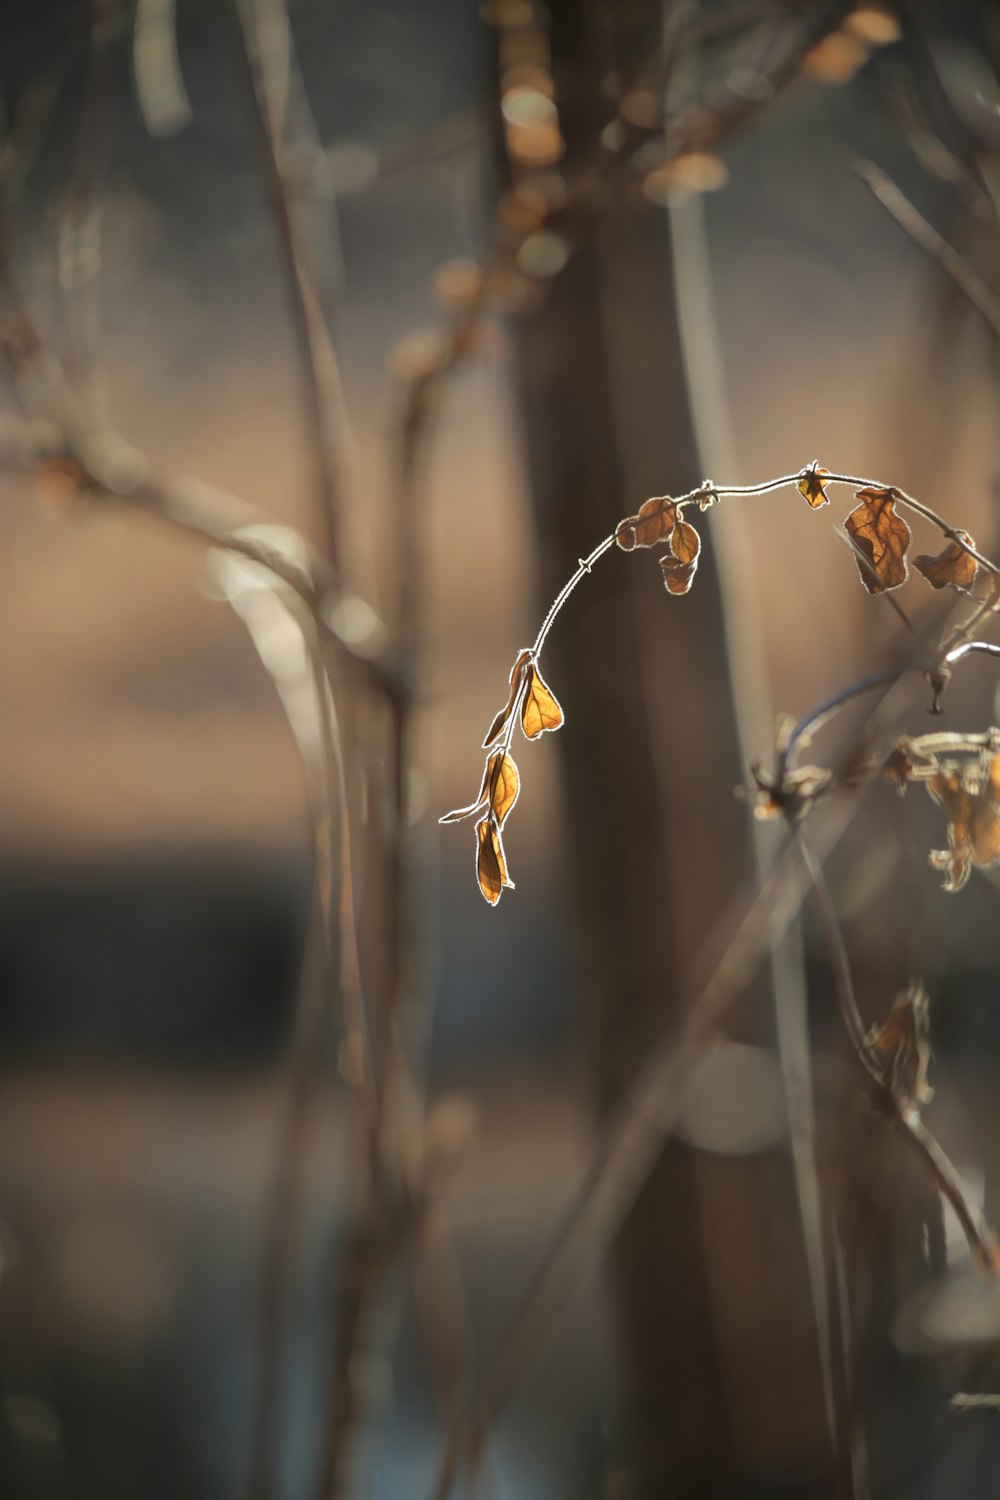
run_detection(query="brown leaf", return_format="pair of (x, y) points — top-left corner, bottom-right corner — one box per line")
(914, 534), (978, 593)
(659, 519), (701, 595)
(488, 751), (519, 827)
(440, 749), (519, 826)
(439, 754), (492, 823)
(867, 981), (934, 1113)
(520, 662), (564, 739)
(476, 817), (512, 905)
(482, 648), (533, 748)
(971, 796), (1000, 867)
(845, 486), (910, 594)
(797, 461), (830, 509)
(615, 495), (677, 551)
(928, 844), (972, 894)
(926, 766), (1000, 891)
(882, 745), (913, 795)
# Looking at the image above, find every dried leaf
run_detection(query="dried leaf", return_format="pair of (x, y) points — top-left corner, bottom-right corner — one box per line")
(929, 844), (972, 894)
(520, 662), (564, 739)
(441, 749), (520, 826)
(797, 461), (830, 509)
(476, 817), (512, 905)
(488, 750), (520, 827)
(482, 648), (533, 748)
(914, 534), (978, 593)
(659, 519), (701, 595)
(749, 761), (832, 822)
(926, 765), (1000, 891)
(882, 745), (913, 795)
(845, 486), (910, 594)
(440, 759), (493, 824)
(615, 495), (677, 551)
(971, 794), (1000, 867)
(867, 981), (934, 1113)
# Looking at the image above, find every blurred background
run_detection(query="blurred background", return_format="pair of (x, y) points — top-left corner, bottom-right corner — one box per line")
(1, 2), (1000, 1498)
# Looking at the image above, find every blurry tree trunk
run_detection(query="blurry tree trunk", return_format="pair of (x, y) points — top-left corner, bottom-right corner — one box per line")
(498, 2), (834, 1492)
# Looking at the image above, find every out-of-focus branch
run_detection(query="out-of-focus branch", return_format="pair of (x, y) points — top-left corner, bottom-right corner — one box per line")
(796, 834), (999, 1271)
(855, 159), (1000, 341)
(314, 259), (491, 1500)
(231, 0), (355, 576)
(55, 0), (118, 420)
(429, 778), (883, 1499)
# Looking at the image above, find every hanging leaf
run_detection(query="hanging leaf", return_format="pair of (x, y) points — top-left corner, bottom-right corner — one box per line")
(488, 750), (520, 827)
(925, 761), (1000, 892)
(615, 495), (677, 551)
(797, 461), (830, 509)
(476, 817), (512, 905)
(844, 486), (910, 594)
(482, 648), (533, 748)
(914, 534), (978, 593)
(439, 754), (493, 823)
(659, 519), (701, 595)
(440, 749), (520, 827)
(520, 662), (564, 739)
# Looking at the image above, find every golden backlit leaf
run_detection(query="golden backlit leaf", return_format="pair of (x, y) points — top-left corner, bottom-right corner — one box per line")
(476, 817), (512, 905)
(844, 486), (910, 594)
(659, 519), (701, 595)
(440, 788), (486, 827)
(442, 749), (521, 828)
(914, 534), (978, 592)
(482, 648), (533, 748)
(615, 495), (677, 551)
(440, 757), (493, 825)
(797, 462), (830, 509)
(520, 662), (564, 738)
(488, 750), (520, 827)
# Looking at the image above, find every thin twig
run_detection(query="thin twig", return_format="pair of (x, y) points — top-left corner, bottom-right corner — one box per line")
(432, 756), (914, 1498)
(436, 587), (1000, 1493)
(782, 667), (913, 772)
(855, 159), (1000, 342)
(795, 834), (998, 1271)
(315, 236), (493, 1500)
(55, 0), (115, 421)
(793, 837), (881, 1082)
(522, 466), (1000, 680)
(231, 0), (354, 576)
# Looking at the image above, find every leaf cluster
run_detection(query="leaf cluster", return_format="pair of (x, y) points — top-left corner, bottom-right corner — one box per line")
(440, 649), (563, 904)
